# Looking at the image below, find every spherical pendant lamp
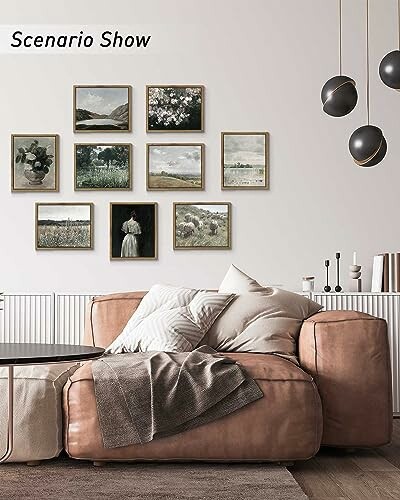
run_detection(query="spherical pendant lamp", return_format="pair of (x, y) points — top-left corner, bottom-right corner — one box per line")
(349, 0), (387, 167)
(349, 125), (387, 167)
(379, 0), (400, 89)
(321, 75), (358, 117)
(321, 0), (358, 117)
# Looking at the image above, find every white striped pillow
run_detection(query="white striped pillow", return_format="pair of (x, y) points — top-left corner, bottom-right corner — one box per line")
(106, 287), (235, 353)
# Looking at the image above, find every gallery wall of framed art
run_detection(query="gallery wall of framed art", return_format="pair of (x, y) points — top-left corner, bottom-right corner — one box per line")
(11, 84), (269, 263)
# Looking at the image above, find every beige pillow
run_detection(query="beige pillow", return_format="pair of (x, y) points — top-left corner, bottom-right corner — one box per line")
(107, 286), (235, 354)
(202, 265), (321, 361)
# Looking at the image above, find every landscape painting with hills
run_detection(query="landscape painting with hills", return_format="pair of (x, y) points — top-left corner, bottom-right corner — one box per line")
(147, 143), (204, 190)
(74, 86), (131, 132)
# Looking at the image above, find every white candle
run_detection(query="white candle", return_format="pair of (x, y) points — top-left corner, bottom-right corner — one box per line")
(353, 251), (357, 265)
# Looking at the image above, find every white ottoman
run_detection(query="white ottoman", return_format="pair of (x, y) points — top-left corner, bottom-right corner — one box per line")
(0, 363), (78, 463)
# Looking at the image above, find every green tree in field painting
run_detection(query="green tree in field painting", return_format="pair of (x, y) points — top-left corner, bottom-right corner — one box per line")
(98, 146), (128, 168)
(76, 144), (130, 189)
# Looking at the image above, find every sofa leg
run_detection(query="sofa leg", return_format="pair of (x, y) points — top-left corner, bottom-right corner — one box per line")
(26, 460), (41, 466)
(278, 461), (294, 467)
(345, 448), (357, 454)
(93, 461), (107, 467)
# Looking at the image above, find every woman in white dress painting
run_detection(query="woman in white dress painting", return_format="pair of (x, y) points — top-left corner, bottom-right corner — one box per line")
(121, 210), (141, 258)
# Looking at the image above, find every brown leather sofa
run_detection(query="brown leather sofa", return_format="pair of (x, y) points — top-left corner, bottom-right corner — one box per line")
(63, 292), (392, 463)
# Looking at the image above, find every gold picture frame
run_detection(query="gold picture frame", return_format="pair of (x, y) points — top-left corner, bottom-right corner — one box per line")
(73, 85), (132, 133)
(109, 202), (158, 260)
(74, 143), (132, 191)
(173, 202), (232, 250)
(146, 143), (204, 191)
(35, 202), (94, 250)
(11, 134), (59, 192)
(221, 131), (269, 190)
(146, 85), (204, 133)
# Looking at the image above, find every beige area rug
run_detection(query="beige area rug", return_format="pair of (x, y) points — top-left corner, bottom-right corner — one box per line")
(0, 459), (308, 499)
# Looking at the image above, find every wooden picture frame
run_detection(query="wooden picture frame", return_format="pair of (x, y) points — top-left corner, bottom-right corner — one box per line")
(73, 85), (132, 133)
(35, 202), (94, 250)
(221, 132), (269, 190)
(74, 143), (132, 191)
(146, 85), (204, 132)
(146, 143), (204, 191)
(11, 134), (59, 192)
(173, 202), (232, 250)
(110, 202), (158, 260)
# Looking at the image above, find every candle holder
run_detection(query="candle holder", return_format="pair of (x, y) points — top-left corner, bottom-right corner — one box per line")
(349, 252), (362, 292)
(335, 252), (342, 292)
(324, 260), (331, 292)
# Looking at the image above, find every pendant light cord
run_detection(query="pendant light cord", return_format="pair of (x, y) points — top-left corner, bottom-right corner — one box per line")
(339, 0), (342, 75)
(398, 0), (400, 50)
(366, 0), (370, 125)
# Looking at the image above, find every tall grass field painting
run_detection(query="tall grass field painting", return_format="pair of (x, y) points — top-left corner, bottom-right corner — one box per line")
(75, 144), (131, 190)
(174, 202), (231, 250)
(147, 144), (204, 190)
(36, 203), (93, 250)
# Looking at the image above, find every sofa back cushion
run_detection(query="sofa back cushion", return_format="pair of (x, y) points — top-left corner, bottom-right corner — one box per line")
(84, 292), (147, 348)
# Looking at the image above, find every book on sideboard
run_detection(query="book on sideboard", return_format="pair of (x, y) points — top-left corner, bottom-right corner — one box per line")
(371, 252), (400, 292)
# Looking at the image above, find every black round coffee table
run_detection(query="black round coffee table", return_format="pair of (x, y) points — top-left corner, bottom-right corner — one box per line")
(0, 343), (104, 464)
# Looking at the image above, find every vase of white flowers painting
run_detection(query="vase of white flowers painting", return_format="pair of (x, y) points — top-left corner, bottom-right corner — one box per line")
(11, 135), (59, 192)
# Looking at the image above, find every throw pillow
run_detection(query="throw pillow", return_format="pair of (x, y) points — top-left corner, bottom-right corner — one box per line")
(202, 265), (322, 361)
(107, 286), (235, 353)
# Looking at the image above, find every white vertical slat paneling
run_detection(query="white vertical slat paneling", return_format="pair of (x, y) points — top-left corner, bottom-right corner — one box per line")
(54, 293), (98, 345)
(0, 293), (54, 343)
(312, 293), (400, 414)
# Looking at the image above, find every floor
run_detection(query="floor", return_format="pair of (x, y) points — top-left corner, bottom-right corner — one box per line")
(291, 418), (400, 500)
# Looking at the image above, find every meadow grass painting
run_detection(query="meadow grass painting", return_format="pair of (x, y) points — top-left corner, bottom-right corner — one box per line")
(75, 144), (131, 190)
(174, 203), (231, 249)
(222, 132), (269, 189)
(36, 203), (93, 250)
(147, 144), (204, 190)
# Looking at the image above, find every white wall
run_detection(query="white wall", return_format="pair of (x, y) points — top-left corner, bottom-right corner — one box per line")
(1, 0), (399, 293)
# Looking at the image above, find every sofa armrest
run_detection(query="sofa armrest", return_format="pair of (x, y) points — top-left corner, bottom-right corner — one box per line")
(299, 310), (392, 448)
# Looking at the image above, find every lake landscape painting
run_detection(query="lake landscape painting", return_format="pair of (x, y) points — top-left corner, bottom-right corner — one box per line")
(36, 203), (93, 250)
(222, 132), (269, 189)
(174, 202), (231, 250)
(147, 144), (204, 190)
(75, 143), (131, 190)
(74, 86), (131, 132)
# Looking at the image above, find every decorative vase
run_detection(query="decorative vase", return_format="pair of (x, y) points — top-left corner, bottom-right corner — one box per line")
(24, 165), (46, 185)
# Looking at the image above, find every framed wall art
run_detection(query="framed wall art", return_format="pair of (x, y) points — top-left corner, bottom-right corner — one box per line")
(221, 132), (269, 190)
(146, 85), (204, 132)
(74, 85), (132, 132)
(74, 143), (132, 190)
(110, 202), (158, 260)
(11, 134), (59, 192)
(173, 202), (231, 250)
(147, 143), (204, 190)
(35, 203), (94, 250)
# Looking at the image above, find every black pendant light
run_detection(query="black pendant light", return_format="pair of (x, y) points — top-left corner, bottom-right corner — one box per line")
(379, 0), (400, 89)
(349, 0), (387, 167)
(321, 0), (358, 117)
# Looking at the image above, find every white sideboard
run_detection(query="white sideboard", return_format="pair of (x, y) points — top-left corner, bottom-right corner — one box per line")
(1, 291), (399, 414)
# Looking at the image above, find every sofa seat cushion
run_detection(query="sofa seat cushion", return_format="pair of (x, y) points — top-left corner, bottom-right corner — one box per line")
(64, 354), (322, 462)
(0, 363), (78, 462)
